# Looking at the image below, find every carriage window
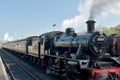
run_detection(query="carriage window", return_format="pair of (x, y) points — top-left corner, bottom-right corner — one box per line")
(27, 39), (32, 46)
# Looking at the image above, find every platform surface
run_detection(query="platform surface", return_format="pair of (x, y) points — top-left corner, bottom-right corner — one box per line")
(0, 56), (9, 80)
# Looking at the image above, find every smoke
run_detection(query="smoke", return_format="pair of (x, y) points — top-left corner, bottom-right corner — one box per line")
(89, 0), (120, 20)
(62, 0), (120, 29)
(62, 15), (87, 29)
(4, 33), (14, 42)
(61, 0), (90, 29)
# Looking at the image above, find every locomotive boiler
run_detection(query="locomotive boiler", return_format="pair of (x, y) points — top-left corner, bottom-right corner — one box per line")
(54, 20), (107, 59)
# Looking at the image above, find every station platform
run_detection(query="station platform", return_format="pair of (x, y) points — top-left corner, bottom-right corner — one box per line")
(0, 56), (9, 80)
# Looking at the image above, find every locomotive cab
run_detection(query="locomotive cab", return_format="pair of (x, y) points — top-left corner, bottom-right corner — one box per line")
(38, 31), (65, 58)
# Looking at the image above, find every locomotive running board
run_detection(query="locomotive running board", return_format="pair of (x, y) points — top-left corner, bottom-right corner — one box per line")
(111, 57), (120, 65)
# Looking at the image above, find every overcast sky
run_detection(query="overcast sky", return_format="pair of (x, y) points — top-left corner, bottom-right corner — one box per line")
(0, 0), (120, 41)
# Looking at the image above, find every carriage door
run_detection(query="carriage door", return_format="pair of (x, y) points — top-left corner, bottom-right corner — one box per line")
(39, 36), (45, 58)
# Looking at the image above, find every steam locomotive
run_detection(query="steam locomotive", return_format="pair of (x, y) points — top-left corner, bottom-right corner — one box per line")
(2, 20), (120, 80)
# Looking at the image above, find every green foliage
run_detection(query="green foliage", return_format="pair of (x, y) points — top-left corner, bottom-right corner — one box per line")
(102, 27), (120, 34)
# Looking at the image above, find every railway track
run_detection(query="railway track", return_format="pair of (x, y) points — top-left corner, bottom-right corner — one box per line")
(0, 49), (40, 80)
(0, 49), (60, 80)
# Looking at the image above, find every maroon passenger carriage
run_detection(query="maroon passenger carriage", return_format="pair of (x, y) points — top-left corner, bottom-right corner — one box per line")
(2, 20), (120, 80)
(108, 34), (120, 56)
(113, 35), (120, 55)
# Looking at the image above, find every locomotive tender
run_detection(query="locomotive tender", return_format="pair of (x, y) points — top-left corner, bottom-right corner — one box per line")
(2, 20), (120, 80)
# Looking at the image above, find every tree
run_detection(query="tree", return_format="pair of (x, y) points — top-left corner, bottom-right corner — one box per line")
(102, 27), (120, 34)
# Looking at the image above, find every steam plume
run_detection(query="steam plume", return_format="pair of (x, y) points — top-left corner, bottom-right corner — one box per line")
(89, 0), (120, 20)
(4, 33), (14, 42)
(62, 0), (120, 29)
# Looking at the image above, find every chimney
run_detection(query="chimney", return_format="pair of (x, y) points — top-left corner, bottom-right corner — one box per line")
(86, 20), (95, 33)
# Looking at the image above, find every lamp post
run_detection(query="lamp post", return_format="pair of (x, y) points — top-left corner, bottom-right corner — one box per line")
(52, 24), (56, 31)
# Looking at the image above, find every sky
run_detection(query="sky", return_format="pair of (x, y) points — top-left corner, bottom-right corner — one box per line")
(0, 0), (120, 41)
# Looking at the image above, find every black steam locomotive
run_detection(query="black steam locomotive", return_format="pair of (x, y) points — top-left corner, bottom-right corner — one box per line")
(2, 20), (120, 80)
